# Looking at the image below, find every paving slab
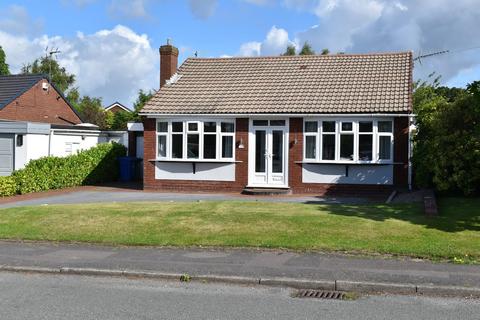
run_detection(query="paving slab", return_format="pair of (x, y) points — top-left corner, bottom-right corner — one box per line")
(0, 241), (477, 289)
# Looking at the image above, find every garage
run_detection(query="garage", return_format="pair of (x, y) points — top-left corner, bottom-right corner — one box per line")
(0, 133), (14, 176)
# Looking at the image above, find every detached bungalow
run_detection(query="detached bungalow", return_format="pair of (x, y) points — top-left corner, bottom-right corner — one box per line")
(140, 43), (413, 195)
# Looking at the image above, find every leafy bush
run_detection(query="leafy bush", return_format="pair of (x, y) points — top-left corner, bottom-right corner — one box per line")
(4, 142), (126, 196)
(413, 81), (480, 195)
(0, 176), (17, 197)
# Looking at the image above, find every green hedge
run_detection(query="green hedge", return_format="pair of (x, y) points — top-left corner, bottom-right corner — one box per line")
(0, 176), (17, 197)
(0, 142), (126, 197)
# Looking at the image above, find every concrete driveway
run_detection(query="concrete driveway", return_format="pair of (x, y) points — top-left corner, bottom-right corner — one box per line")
(0, 185), (379, 209)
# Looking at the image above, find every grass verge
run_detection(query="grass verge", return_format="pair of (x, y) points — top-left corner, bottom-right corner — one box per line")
(0, 198), (478, 261)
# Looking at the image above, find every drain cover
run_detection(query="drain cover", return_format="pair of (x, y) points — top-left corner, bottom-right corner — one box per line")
(295, 290), (347, 300)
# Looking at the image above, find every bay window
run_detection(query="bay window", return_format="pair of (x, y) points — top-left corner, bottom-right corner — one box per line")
(156, 120), (235, 160)
(304, 119), (394, 163)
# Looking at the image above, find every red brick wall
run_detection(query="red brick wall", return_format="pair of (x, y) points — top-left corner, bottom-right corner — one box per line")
(142, 117), (405, 195)
(393, 116), (409, 187)
(143, 118), (249, 192)
(0, 79), (81, 125)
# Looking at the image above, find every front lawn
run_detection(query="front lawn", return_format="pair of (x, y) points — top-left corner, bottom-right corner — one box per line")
(0, 198), (478, 261)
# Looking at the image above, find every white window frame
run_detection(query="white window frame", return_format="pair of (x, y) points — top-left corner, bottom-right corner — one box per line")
(155, 119), (235, 161)
(303, 118), (394, 164)
(304, 121), (318, 160)
(377, 120), (394, 162)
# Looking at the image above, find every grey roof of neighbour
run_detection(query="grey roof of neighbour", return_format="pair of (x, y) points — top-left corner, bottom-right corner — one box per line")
(142, 52), (413, 115)
(0, 74), (46, 109)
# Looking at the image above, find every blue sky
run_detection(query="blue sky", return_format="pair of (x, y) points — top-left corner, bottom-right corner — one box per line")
(1, 0), (479, 105)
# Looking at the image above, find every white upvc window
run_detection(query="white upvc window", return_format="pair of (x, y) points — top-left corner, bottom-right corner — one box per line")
(156, 119), (235, 161)
(303, 118), (394, 163)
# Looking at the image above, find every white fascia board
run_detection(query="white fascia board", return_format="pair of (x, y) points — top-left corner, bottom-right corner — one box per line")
(127, 122), (144, 131)
(139, 113), (414, 118)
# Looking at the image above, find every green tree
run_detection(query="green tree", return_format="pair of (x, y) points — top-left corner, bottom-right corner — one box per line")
(321, 48), (330, 55)
(299, 42), (315, 55)
(131, 89), (154, 121)
(413, 80), (480, 195)
(0, 46), (10, 75)
(21, 56), (75, 93)
(75, 96), (107, 129)
(283, 44), (296, 56)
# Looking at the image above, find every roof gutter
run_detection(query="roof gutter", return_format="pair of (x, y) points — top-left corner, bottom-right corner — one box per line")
(140, 113), (415, 118)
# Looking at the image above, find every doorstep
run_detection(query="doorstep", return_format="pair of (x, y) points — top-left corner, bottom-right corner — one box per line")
(242, 187), (292, 196)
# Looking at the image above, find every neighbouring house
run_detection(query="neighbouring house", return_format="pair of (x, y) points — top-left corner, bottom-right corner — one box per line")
(0, 74), (127, 176)
(105, 102), (131, 114)
(0, 74), (82, 125)
(138, 43), (413, 195)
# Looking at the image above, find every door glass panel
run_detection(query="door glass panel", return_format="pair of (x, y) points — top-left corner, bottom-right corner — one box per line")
(272, 130), (283, 173)
(255, 130), (266, 173)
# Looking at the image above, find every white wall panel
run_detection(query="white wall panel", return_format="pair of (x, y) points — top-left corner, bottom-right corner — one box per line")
(155, 162), (235, 181)
(302, 164), (393, 185)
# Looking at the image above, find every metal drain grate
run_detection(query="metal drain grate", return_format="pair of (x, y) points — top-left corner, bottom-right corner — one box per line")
(295, 290), (347, 300)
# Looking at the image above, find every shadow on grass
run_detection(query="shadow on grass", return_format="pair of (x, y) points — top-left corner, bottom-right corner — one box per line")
(305, 197), (480, 233)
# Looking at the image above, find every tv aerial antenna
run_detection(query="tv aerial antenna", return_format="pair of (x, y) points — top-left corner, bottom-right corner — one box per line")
(413, 50), (449, 65)
(45, 46), (61, 82)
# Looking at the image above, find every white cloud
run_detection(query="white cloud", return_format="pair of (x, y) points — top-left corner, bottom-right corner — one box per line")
(260, 26), (291, 55)
(238, 26), (293, 57)
(0, 5), (43, 36)
(239, 42), (261, 56)
(283, 0), (480, 83)
(0, 25), (158, 106)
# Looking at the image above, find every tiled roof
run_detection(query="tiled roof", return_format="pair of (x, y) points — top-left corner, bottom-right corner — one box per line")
(0, 74), (46, 109)
(142, 52), (413, 115)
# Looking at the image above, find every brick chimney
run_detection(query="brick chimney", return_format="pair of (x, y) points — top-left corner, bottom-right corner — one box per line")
(159, 40), (179, 88)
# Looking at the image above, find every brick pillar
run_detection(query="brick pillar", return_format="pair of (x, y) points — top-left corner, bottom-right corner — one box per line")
(288, 117), (303, 190)
(143, 118), (156, 189)
(235, 118), (249, 187)
(393, 117), (409, 187)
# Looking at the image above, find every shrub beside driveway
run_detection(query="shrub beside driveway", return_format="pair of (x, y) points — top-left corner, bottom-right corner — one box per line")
(0, 198), (478, 262)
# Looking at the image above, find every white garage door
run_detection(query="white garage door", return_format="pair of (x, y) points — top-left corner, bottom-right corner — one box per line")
(0, 134), (14, 176)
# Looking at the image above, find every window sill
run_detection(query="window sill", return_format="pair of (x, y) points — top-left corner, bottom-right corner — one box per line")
(296, 160), (397, 165)
(149, 159), (241, 163)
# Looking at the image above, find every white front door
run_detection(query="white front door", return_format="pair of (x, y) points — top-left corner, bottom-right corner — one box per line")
(249, 120), (288, 187)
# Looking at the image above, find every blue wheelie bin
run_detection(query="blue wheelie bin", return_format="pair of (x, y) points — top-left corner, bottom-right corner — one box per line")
(118, 156), (137, 182)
